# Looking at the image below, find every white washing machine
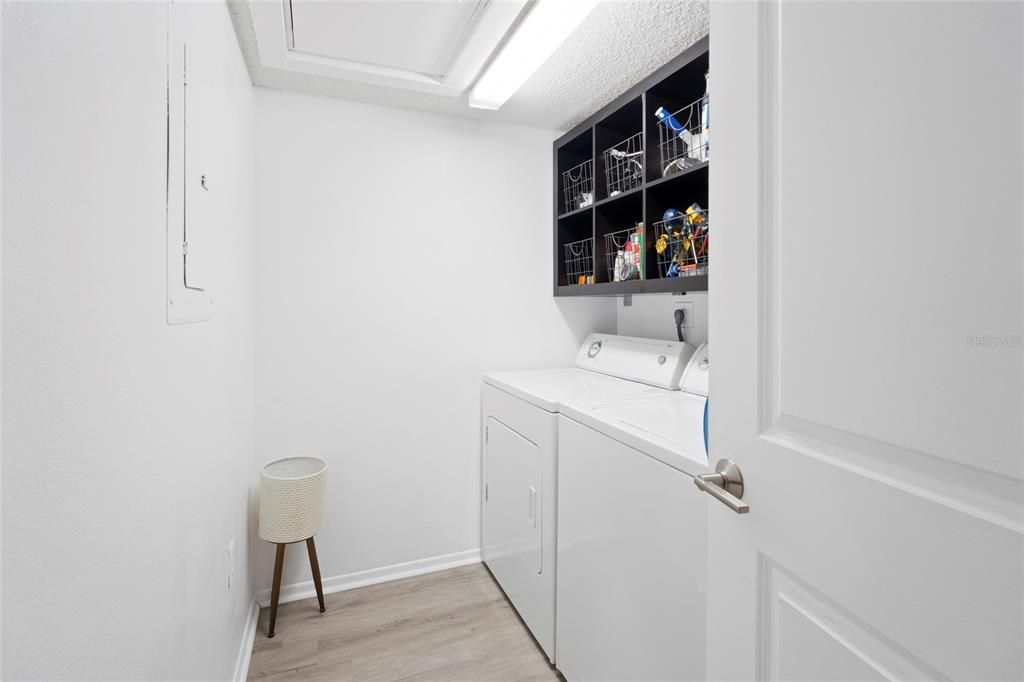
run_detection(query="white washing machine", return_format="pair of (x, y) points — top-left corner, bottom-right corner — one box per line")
(555, 343), (711, 681)
(481, 333), (696, 662)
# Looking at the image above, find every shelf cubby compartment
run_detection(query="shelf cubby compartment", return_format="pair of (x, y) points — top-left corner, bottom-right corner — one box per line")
(603, 226), (646, 284)
(595, 190), (643, 284)
(645, 166), (708, 281)
(556, 208), (594, 287)
(644, 47), (709, 185)
(601, 132), (645, 198)
(556, 128), (593, 215)
(594, 96), (643, 202)
(653, 208), (709, 280)
(561, 159), (594, 216)
(563, 237), (595, 287)
(655, 95), (709, 181)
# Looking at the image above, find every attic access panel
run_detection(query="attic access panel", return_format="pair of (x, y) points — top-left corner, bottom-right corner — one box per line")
(288, 0), (488, 79)
(248, 0), (525, 97)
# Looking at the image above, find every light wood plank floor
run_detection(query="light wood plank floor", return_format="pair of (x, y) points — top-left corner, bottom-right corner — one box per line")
(248, 564), (561, 681)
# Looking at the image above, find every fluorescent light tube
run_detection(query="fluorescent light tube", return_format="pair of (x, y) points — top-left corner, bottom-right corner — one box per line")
(469, 0), (599, 110)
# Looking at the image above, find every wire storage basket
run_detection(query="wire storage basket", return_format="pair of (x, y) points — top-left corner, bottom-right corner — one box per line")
(602, 133), (644, 196)
(604, 225), (645, 282)
(654, 207), (709, 278)
(561, 160), (594, 213)
(656, 94), (709, 179)
(564, 237), (594, 286)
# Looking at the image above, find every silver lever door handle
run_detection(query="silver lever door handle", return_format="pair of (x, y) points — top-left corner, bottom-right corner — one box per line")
(694, 458), (749, 514)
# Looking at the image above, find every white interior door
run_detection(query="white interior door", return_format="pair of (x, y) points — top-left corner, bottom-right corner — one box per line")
(708, 2), (1023, 681)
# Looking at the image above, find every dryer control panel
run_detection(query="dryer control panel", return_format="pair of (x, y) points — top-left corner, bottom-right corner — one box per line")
(573, 333), (696, 390)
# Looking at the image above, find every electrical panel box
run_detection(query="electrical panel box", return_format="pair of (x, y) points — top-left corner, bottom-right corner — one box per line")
(166, 0), (214, 324)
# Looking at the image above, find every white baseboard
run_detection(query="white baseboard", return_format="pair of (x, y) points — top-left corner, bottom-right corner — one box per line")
(233, 596), (260, 682)
(254, 548), (482, 608)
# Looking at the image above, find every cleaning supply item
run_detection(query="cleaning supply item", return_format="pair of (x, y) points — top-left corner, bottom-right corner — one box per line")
(657, 106), (697, 167)
(633, 224), (645, 280)
(655, 106), (687, 139)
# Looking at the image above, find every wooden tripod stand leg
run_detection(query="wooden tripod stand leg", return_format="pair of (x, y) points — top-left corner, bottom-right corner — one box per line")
(306, 537), (326, 613)
(268, 543), (286, 637)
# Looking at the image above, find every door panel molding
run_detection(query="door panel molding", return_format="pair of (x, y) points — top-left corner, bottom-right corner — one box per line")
(763, 416), (1023, 534)
(758, 556), (949, 682)
(756, 0), (782, 435)
(753, 0), (1022, 531)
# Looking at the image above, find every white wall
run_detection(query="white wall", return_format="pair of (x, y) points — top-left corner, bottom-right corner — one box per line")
(617, 292), (709, 346)
(253, 89), (616, 591)
(0, 4), (5, 675)
(2, 2), (255, 679)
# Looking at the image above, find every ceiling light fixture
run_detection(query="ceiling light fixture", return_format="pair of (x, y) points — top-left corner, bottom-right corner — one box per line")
(468, 0), (599, 110)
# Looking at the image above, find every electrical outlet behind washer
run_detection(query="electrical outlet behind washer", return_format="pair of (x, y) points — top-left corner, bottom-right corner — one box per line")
(674, 301), (694, 328)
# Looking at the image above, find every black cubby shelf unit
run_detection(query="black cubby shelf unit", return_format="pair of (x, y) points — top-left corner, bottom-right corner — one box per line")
(553, 35), (709, 297)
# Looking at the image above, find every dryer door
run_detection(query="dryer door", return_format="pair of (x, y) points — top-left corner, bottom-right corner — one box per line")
(484, 417), (542, 574)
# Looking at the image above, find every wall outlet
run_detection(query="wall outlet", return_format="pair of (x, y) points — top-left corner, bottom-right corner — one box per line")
(227, 540), (235, 589)
(674, 301), (694, 328)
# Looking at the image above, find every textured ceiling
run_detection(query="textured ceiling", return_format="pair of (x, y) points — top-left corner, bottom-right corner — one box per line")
(227, 0), (709, 132)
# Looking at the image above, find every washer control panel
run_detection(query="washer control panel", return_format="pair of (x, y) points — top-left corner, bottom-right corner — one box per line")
(573, 333), (696, 390)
